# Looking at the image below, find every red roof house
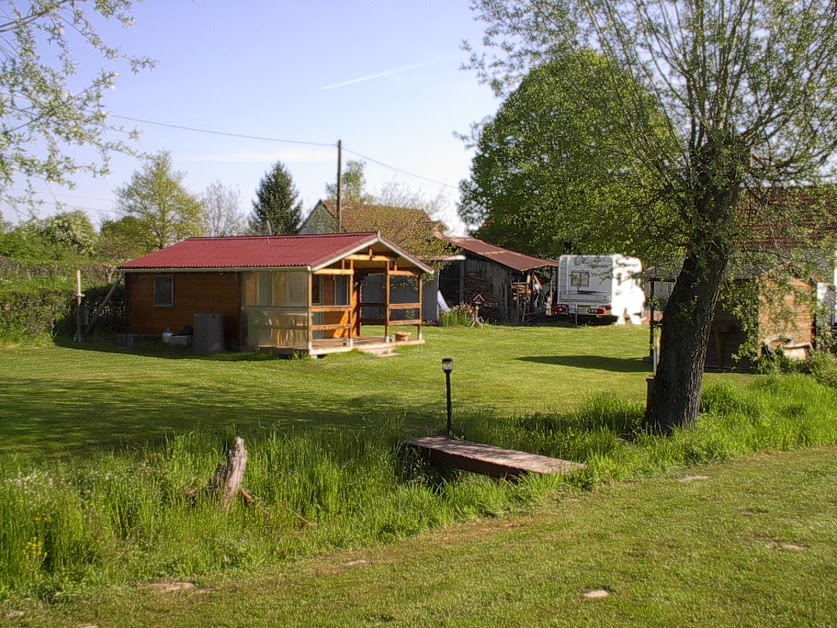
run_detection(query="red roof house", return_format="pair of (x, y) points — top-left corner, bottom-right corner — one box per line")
(119, 232), (432, 356)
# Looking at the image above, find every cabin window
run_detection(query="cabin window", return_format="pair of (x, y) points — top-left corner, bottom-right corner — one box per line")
(570, 271), (589, 288)
(154, 275), (174, 307)
(257, 272), (273, 307)
(335, 276), (350, 306)
(285, 272), (307, 306)
(312, 276), (323, 305)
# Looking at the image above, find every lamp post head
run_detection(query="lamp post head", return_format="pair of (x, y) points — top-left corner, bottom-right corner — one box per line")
(441, 357), (454, 373)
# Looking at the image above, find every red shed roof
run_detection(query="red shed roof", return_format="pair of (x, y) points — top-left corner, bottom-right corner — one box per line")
(446, 237), (558, 273)
(119, 232), (432, 273)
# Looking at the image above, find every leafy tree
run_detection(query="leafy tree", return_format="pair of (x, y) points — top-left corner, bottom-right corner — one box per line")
(468, 0), (837, 430)
(0, 1), (154, 210)
(325, 159), (375, 206)
(459, 51), (672, 262)
(248, 162), (303, 235)
(114, 152), (203, 251)
(98, 215), (152, 262)
(358, 180), (453, 265)
(201, 181), (245, 237)
(40, 211), (98, 256)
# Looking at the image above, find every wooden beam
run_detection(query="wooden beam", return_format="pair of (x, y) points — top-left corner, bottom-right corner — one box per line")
(311, 304), (352, 313)
(307, 273), (313, 353)
(388, 269), (419, 277)
(310, 323), (353, 332)
(386, 319), (422, 327)
(417, 275), (423, 340)
(384, 262), (391, 339)
(314, 268), (354, 276)
(346, 254), (397, 263)
(388, 303), (421, 311)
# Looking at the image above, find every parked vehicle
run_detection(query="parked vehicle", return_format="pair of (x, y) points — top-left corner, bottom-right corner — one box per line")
(555, 255), (645, 325)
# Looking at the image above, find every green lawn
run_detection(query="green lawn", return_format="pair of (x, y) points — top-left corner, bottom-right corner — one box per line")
(8, 446), (836, 627)
(0, 324), (706, 459)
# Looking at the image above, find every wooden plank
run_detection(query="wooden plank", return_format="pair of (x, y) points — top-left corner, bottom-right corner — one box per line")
(311, 305), (352, 313)
(314, 269), (354, 276)
(386, 319), (422, 327)
(388, 270), (419, 277)
(310, 323), (352, 332)
(408, 437), (585, 478)
(388, 303), (421, 311)
(346, 254), (396, 262)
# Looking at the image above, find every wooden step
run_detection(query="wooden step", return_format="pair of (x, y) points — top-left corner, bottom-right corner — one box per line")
(408, 436), (585, 478)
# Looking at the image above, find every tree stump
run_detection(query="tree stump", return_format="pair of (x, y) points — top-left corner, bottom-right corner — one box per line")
(211, 437), (249, 510)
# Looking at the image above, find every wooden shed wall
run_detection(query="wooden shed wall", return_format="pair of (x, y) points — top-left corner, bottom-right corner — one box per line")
(439, 258), (514, 319)
(125, 272), (242, 349)
(706, 277), (814, 370)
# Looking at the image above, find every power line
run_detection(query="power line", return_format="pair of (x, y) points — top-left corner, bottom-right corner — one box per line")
(110, 115), (336, 148)
(342, 145), (457, 189)
(111, 113), (458, 190)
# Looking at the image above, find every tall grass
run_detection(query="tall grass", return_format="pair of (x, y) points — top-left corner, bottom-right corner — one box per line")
(459, 374), (837, 487)
(2, 374), (837, 598)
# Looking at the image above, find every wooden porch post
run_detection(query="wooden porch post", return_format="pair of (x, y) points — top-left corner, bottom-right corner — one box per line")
(384, 261), (391, 341)
(417, 273), (423, 340)
(347, 260), (354, 348)
(307, 273), (313, 354)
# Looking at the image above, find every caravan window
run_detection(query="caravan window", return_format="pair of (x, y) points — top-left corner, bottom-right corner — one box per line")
(570, 271), (589, 288)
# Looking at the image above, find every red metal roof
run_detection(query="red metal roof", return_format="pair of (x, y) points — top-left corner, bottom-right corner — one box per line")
(119, 232), (432, 273)
(446, 237), (559, 273)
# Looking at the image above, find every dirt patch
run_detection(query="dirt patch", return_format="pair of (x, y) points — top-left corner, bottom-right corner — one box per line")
(678, 475), (710, 483)
(766, 542), (806, 552)
(5, 610), (25, 620)
(146, 581), (196, 593)
(583, 589), (610, 599)
(343, 559), (371, 568)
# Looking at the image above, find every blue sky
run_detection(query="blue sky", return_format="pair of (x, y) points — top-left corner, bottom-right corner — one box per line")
(7, 0), (500, 235)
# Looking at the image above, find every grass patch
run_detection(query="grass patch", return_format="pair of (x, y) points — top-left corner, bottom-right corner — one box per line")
(1, 373), (836, 599)
(8, 447), (837, 626)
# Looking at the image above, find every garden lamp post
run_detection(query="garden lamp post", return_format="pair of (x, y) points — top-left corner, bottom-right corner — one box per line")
(442, 357), (453, 437)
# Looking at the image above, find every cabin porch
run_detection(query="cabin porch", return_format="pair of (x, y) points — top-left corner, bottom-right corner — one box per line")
(243, 244), (427, 357)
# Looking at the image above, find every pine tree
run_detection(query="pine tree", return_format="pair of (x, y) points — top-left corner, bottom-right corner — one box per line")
(248, 162), (303, 235)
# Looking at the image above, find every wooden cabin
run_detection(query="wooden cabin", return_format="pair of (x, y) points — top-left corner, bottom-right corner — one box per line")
(119, 232), (432, 357)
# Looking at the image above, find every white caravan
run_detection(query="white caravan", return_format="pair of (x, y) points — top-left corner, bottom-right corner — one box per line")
(555, 255), (645, 325)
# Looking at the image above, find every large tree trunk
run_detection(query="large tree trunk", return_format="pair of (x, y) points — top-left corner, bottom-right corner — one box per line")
(646, 140), (741, 432)
(646, 245), (728, 431)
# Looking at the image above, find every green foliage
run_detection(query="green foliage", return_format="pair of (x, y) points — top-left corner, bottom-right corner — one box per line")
(0, 287), (73, 339)
(439, 305), (476, 327)
(114, 151), (203, 251)
(248, 161), (303, 235)
(459, 51), (673, 262)
(39, 211), (98, 257)
(0, 1), (154, 210)
(325, 159), (375, 206)
(98, 215), (153, 262)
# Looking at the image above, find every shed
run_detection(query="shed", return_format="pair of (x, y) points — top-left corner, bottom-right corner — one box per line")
(439, 237), (559, 323)
(706, 274), (815, 370)
(119, 232), (432, 356)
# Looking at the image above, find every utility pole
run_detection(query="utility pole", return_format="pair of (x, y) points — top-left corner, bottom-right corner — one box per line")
(336, 139), (343, 231)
